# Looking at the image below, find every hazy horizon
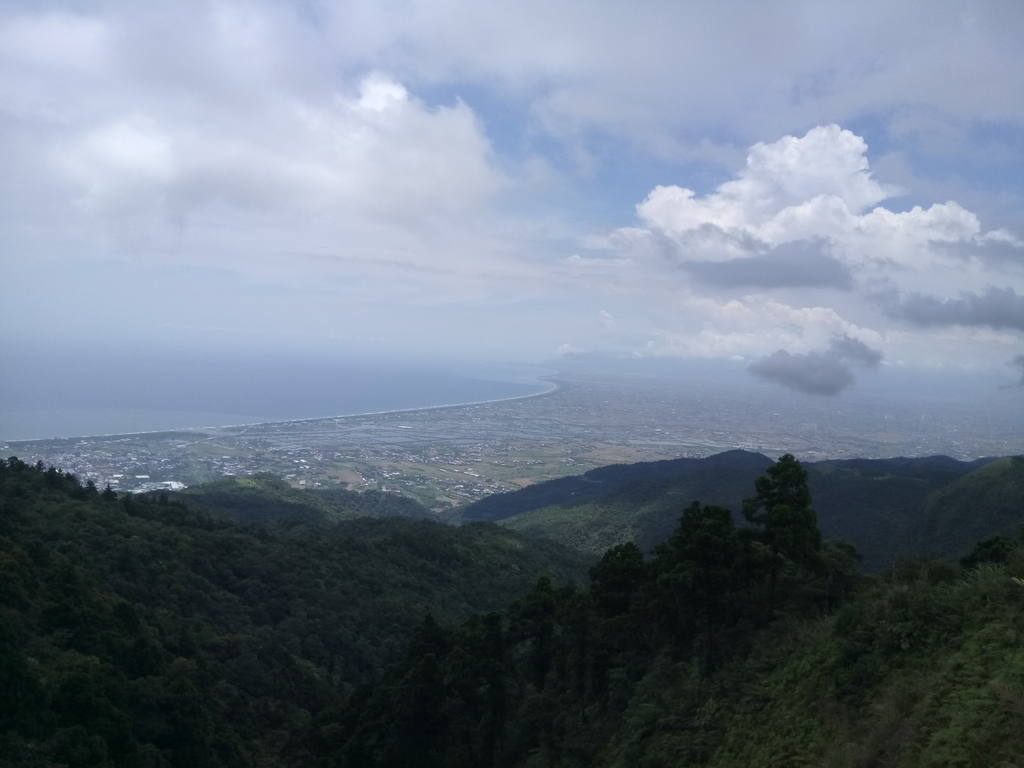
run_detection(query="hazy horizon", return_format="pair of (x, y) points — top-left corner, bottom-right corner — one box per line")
(3, 343), (1022, 449)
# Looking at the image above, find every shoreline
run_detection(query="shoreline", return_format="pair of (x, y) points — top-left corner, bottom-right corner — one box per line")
(2, 377), (562, 446)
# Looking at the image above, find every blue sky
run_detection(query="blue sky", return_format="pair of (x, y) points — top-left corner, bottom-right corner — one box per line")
(1, 0), (1023, 397)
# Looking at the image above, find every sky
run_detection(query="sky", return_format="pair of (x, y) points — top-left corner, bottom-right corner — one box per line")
(2, 0), (1024, 399)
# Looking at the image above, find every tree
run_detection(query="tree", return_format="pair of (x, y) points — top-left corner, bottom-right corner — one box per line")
(508, 577), (558, 691)
(742, 454), (822, 616)
(589, 542), (645, 619)
(960, 534), (1017, 568)
(653, 501), (739, 670)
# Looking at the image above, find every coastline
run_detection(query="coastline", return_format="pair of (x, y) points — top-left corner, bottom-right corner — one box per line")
(2, 376), (561, 446)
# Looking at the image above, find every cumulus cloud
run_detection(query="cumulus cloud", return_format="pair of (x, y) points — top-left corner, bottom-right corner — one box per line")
(638, 126), (894, 240)
(749, 335), (883, 396)
(628, 125), (994, 278)
(890, 287), (1024, 331)
(597, 123), (1024, 369)
(555, 343), (583, 356)
(932, 232), (1024, 268)
(684, 238), (853, 289)
(749, 350), (855, 396)
(1, 2), (1023, 370)
(827, 335), (884, 367)
(53, 73), (499, 229)
(638, 295), (883, 365)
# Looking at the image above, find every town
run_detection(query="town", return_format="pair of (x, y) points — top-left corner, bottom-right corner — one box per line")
(6, 371), (1023, 512)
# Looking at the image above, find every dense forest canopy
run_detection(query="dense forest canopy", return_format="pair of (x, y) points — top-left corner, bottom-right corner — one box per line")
(2, 453), (1023, 767)
(175, 474), (437, 526)
(292, 454), (1024, 768)
(494, 452), (1023, 571)
(0, 457), (589, 767)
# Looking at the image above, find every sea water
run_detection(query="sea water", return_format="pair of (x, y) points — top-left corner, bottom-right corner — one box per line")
(0, 349), (555, 441)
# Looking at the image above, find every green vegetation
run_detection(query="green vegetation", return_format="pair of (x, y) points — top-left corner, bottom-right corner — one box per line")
(808, 456), (997, 570)
(311, 487), (434, 520)
(298, 455), (1024, 768)
(5, 451), (1024, 767)
(177, 472), (358, 524)
(912, 456), (1024, 560)
(460, 450), (773, 524)
(0, 457), (591, 767)
(496, 453), (1013, 571)
(177, 473), (436, 525)
(500, 452), (772, 555)
(596, 557), (1024, 767)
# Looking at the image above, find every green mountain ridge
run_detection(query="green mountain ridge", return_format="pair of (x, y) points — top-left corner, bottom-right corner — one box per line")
(489, 451), (1016, 571)
(458, 450), (774, 523)
(500, 453), (773, 556)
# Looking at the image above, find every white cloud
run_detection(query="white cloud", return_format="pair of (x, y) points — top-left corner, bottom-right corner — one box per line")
(625, 125), (1020, 290)
(562, 253), (631, 269)
(1, 2), (1022, 377)
(658, 294), (883, 359)
(0, 11), (109, 71)
(638, 126), (894, 239)
(58, 116), (177, 213)
(49, 73), (500, 239)
(317, 0), (1024, 162)
(610, 125), (1024, 373)
(555, 343), (583, 356)
(357, 73), (408, 112)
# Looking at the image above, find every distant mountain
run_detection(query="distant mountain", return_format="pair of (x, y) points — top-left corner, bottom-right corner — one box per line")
(482, 451), (1008, 570)
(458, 449), (773, 522)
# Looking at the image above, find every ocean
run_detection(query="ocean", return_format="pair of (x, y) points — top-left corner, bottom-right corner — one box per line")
(0, 351), (555, 441)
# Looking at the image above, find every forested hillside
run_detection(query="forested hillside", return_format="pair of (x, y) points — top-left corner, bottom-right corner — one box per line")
(458, 450), (773, 523)
(808, 456), (1002, 569)
(492, 452), (1011, 570)
(311, 486), (435, 520)
(0, 457), (591, 768)
(177, 473), (435, 525)
(499, 452), (773, 555)
(296, 455), (1024, 768)
(909, 456), (1024, 560)
(177, 473), (359, 524)
(4, 452), (1024, 767)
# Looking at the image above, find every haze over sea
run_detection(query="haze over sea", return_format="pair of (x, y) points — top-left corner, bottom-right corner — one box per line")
(0, 347), (552, 441)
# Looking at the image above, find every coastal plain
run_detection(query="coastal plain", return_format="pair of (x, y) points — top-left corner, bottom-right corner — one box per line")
(5, 371), (1023, 511)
